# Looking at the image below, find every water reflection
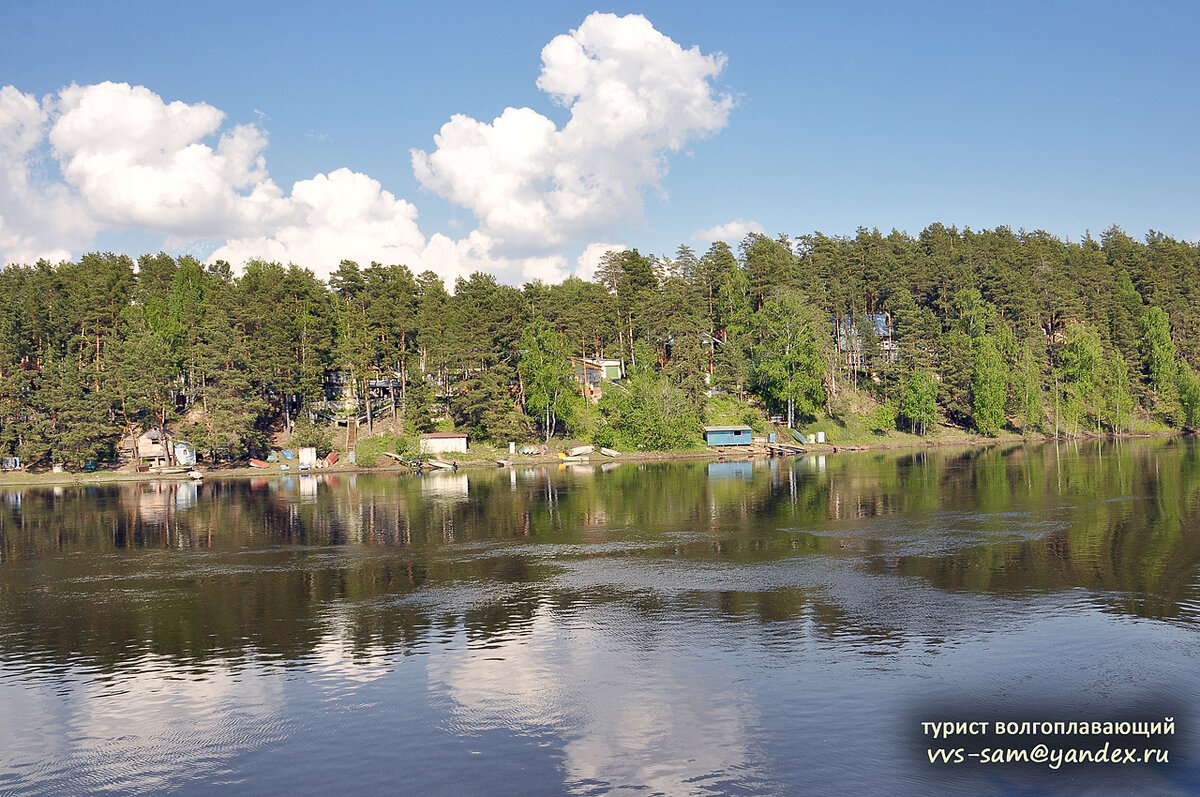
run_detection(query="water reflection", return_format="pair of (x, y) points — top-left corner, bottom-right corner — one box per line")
(0, 657), (286, 794)
(1, 440), (1199, 793)
(0, 441), (1197, 667)
(427, 608), (770, 795)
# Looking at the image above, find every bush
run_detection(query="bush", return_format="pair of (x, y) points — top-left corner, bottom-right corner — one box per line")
(599, 371), (702, 450)
(868, 402), (897, 434)
(592, 418), (617, 449)
(741, 406), (767, 433)
(354, 432), (400, 467)
(706, 394), (766, 433)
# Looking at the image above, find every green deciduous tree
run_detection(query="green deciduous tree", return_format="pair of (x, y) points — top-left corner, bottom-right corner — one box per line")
(518, 318), (574, 441)
(1177, 366), (1200, 429)
(970, 334), (1007, 436)
(752, 292), (826, 428)
(1140, 306), (1179, 422)
(1056, 323), (1104, 437)
(900, 371), (938, 435)
(1011, 341), (1045, 434)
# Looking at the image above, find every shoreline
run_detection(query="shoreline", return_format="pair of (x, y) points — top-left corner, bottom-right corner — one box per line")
(0, 429), (1187, 489)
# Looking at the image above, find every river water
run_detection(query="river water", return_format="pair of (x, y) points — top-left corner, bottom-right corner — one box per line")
(1, 441), (1198, 795)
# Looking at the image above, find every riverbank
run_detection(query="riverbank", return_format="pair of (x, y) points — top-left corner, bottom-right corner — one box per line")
(0, 427), (1187, 488)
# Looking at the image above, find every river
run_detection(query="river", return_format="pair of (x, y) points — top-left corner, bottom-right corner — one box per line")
(1, 440), (1198, 794)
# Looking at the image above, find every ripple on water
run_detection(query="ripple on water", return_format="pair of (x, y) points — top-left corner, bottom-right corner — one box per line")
(805, 510), (1075, 557)
(545, 554), (825, 597)
(0, 655), (298, 796)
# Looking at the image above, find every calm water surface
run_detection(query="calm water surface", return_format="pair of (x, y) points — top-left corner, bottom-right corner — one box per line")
(1, 441), (1198, 795)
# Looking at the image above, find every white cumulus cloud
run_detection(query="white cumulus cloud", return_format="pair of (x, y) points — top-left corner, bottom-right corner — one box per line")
(692, 219), (764, 243)
(0, 85), (97, 263)
(208, 167), (426, 276)
(413, 12), (732, 253)
(1, 13), (732, 287)
(49, 81), (286, 241)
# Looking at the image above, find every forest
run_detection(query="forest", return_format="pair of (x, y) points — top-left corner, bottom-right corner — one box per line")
(1, 223), (1199, 468)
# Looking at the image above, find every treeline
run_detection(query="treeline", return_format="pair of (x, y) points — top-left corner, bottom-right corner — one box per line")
(2, 224), (1199, 466)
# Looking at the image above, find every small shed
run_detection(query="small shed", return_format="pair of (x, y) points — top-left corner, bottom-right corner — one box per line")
(173, 441), (196, 467)
(420, 432), (469, 455)
(704, 425), (753, 447)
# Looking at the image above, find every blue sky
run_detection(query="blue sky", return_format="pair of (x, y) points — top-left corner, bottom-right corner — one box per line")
(2, 1), (1198, 283)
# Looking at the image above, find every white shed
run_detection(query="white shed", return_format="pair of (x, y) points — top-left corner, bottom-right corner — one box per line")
(298, 447), (318, 468)
(419, 432), (469, 455)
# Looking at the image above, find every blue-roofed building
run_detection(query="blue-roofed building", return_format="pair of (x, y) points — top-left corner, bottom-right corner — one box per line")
(704, 425), (754, 447)
(832, 312), (899, 366)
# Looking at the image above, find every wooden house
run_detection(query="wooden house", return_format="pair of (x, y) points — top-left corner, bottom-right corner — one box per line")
(135, 428), (173, 467)
(568, 357), (625, 400)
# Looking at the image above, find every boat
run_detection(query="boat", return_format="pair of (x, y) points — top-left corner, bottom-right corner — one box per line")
(567, 445), (594, 457)
(428, 459), (456, 470)
(599, 447), (621, 457)
(150, 465), (190, 475)
(323, 451), (339, 467)
(187, 470), (204, 480)
(249, 459), (269, 469)
(558, 455), (588, 463)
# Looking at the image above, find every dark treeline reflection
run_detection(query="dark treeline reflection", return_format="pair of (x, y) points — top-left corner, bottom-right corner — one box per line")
(1, 439), (1198, 670)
